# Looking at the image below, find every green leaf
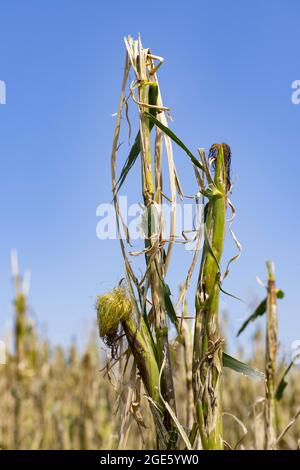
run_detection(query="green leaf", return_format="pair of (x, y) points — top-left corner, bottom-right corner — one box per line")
(237, 289), (284, 337)
(115, 84), (159, 193)
(144, 112), (203, 171)
(219, 282), (243, 302)
(114, 134), (142, 193)
(275, 361), (293, 401)
(161, 280), (180, 333)
(223, 352), (265, 381)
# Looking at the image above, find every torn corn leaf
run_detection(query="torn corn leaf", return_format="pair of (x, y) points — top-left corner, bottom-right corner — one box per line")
(223, 352), (265, 381)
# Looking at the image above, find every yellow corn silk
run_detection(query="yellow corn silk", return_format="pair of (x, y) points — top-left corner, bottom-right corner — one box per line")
(96, 287), (133, 338)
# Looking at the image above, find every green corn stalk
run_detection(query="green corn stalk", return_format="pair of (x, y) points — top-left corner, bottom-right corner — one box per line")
(181, 314), (194, 430)
(109, 35), (182, 448)
(107, 36), (178, 446)
(136, 44), (177, 440)
(264, 261), (278, 449)
(122, 317), (162, 407)
(140, 87), (176, 409)
(192, 143), (231, 450)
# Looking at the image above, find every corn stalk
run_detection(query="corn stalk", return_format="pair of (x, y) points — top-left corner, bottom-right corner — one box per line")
(264, 261), (278, 449)
(105, 35), (182, 449)
(137, 45), (176, 431)
(192, 144), (231, 450)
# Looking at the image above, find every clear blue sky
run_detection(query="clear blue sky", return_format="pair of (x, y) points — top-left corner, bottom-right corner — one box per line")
(0, 0), (299, 355)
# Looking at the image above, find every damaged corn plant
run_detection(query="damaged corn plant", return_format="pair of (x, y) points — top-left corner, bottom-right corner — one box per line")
(236, 261), (300, 450)
(97, 36), (263, 450)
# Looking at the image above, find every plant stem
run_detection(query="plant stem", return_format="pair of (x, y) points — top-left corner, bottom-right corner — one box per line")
(122, 317), (161, 406)
(181, 303), (194, 430)
(192, 144), (230, 450)
(138, 67), (177, 433)
(264, 261), (278, 449)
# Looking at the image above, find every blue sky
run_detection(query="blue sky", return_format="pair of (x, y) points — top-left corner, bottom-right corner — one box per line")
(0, 0), (299, 356)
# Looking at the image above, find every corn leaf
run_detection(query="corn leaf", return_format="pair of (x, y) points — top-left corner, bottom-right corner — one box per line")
(115, 84), (158, 193)
(161, 280), (180, 333)
(114, 134), (142, 193)
(237, 289), (284, 337)
(145, 112), (203, 170)
(276, 362), (293, 401)
(223, 352), (265, 381)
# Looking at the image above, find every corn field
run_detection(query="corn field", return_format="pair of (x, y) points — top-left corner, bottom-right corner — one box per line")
(1, 35), (299, 451)
(0, 276), (300, 450)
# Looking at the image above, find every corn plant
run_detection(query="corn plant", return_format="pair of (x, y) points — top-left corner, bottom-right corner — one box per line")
(98, 36), (181, 449)
(237, 262), (300, 449)
(97, 35), (264, 450)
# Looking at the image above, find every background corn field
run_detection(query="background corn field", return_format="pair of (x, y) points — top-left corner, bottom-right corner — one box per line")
(1, 304), (299, 449)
